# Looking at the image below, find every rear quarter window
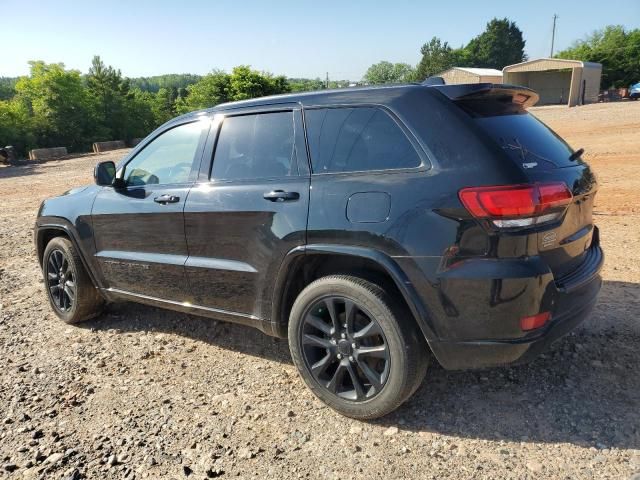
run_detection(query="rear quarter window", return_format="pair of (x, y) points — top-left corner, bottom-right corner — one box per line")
(304, 107), (421, 173)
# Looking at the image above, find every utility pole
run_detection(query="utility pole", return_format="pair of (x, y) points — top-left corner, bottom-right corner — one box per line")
(326, 72), (329, 89)
(550, 14), (558, 57)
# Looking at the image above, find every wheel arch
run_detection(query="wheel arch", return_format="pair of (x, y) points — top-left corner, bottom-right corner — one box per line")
(270, 244), (436, 343)
(36, 222), (100, 289)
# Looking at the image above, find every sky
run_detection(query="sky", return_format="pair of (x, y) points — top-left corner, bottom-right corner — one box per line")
(3, 0), (638, 80)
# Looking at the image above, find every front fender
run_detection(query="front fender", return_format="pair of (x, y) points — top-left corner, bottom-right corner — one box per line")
(35, 218), (104, 290)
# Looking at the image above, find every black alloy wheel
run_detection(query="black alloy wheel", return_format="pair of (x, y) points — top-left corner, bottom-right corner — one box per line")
(46, 249), (76, 312)
(300, 295), (390, 401)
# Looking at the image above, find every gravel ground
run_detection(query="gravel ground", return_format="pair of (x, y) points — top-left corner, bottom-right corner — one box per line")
(1, 101), (639, 479)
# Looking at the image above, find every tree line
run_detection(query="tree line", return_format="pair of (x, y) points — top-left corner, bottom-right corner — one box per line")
(0, 57), (349, 158)
(363, 19), (639, 89)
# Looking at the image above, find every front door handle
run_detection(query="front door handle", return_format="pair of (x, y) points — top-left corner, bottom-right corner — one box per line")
(263, 190), (300, 202)
(154, 194), (180, 204)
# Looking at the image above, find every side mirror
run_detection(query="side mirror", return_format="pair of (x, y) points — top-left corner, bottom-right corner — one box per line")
(94, 161), (116, 186)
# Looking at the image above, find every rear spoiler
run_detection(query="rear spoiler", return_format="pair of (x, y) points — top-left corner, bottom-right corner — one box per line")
(428, 83), (539, 110)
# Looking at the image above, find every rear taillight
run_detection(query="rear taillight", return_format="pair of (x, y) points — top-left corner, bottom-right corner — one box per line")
(459, 182), (572, 228)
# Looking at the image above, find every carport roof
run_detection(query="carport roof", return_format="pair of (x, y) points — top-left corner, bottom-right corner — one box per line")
(503, 58), (602, 73)
(448, 67), (503, 76)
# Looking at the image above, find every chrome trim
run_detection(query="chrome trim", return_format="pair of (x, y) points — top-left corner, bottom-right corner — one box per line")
(185, 256), (257, 273)
(96, 250), (186, 266)
(103, 288), (260, 320)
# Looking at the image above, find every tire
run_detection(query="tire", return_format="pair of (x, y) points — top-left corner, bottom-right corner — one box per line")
(43, 236), (104, 324)
(288, 275), (428, 419)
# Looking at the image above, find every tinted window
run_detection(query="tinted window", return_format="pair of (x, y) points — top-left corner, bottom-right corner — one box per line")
(125, 121), (204, 186)
(475, 114), (582, 169)
(305, 107), (421, 173)
(211, 112), (296, 180)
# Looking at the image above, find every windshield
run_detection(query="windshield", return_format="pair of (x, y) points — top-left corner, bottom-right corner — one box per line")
(474, 113), (583, 170)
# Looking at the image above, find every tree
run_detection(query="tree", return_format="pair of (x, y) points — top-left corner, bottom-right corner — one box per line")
(415, 37), (461, 81)
(176, 66), (291, 114)
(0, 98), (35, 155)
(228, 66), (290, 101)
(289, 78), (325, 92)
(175, 70), (231, 114)
(556, 25), (640, 88)
(124, 89), (156, 139)
(0, 77), (17, 101)
(152, 87), (177, 125)
(86, 55), (134, 141)
(363, 61), (416, 84)
(129, 74), (201, 93)
(15, 61), (94, 151)
(464, 18), (526, 69)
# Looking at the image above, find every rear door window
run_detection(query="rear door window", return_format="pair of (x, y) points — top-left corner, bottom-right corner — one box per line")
(305, 107), (421, 173)
(211, 111), (297, 180)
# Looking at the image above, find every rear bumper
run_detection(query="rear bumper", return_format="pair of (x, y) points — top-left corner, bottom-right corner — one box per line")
(428, 274), (601, 369)
(417, 242), (604, 370)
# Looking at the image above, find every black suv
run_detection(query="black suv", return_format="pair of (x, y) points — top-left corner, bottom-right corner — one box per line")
(35, 83), (603, 419)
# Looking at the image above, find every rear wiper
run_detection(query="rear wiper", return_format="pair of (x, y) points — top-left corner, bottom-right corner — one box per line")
(569, 148), (584, 162)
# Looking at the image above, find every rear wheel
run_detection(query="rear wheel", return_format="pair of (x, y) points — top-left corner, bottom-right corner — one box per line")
(43, 237), (104, 324)
(288, 275), (428, 419)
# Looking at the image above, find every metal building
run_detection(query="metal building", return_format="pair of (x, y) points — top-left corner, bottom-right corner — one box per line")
(438, 67), (503, 85)
(502, 58), (602, 107)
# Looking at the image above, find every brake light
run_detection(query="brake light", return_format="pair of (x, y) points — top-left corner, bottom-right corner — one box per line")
(520, 312), (551, 331)
(459, 182), (572, 228)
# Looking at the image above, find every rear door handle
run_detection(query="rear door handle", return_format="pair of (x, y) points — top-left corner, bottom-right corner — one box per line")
(263, 190), (300, 202)
(154, 194), (180, 204)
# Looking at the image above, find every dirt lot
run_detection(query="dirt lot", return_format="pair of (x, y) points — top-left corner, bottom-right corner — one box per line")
(0, 101), (639, 480)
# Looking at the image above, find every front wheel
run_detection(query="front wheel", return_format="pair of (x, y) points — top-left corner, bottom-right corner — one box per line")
(288, 275), (428, 419)
(43, 237), (104, 324)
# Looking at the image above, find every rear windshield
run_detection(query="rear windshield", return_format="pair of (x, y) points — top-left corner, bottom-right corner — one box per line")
(474, 113), (583, 169)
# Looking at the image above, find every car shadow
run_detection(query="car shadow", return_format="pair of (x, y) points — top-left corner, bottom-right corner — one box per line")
(0, 162), (44, 179)
(81, 280), (639, 449)
(82, 302), (294, 365)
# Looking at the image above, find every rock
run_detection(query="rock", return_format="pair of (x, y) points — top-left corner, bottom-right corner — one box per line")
(206, 467), (225, 478)
(45, 452), (64, 464)
(526, 460), (543, 473)
(237, 447), (254, 459)
(63, 469), (81, 480)
(3, 463), (18, 472)
(349, 425), (363, 435)
(290, 430), (309, 446)
(383, 426), (399, 436)
(107, 454), (118, 466)
(3, 417), (13, 424)
(32, 429), (44, 439)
